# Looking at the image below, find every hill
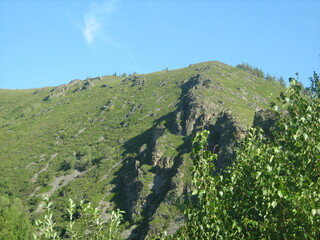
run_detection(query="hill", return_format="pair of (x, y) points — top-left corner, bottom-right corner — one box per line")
(0, 61), (285, 239)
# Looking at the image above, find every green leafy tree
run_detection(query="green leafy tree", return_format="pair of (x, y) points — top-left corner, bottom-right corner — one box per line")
(168, 77), (319, 239)
(0, 195), (33, 240)
(307, 71), (320, 98)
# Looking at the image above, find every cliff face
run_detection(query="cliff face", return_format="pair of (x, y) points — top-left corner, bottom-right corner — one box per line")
(0, 61), (284, 239)
(117, 71), (274, 239)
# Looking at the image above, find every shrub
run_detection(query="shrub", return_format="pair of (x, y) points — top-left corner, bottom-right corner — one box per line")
(0, 195), (33, 240)
(34, 196), (124, 240)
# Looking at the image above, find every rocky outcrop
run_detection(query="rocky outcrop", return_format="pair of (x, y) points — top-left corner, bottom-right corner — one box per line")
(173, 74), (222, 136)
(73, 80), (95, 93)
(68, 79), (82, 86)
(43, 79), (83, 100)
(121, 124), (168, 224)
(253, 109), (278, 138)
(207, 112), (246, 172)
(43, 84), (69, 101)
(105, 68), (282, 239)
(119, 73), (252, 239)
(100, 99), (115, 111)
(150, 125), (166, 167)
(122, 75), (146, 89)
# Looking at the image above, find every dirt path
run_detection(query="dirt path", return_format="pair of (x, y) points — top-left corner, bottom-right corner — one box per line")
(39, 169), (82, 197)
(26, 162), (36, 169)
(99, 160), (124, 181)
(30, 153), (58, 183)
(34, 166), (94, 213)
(33, 157), (122, 214)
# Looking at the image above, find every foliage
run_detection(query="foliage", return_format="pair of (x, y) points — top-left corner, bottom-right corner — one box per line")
(236, 62), (265, 78)
(307, 71), (320, 98)
(0, 195), (33, 240)
(236, 62), (286, 87)
(265, 73), (277, 82)
(278, 76), (286, 87)
(169, 77), (319, 239)
(34, 196), (124, 240)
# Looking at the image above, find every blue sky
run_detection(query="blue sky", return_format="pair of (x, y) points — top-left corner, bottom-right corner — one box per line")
(0, 0), (319, 89)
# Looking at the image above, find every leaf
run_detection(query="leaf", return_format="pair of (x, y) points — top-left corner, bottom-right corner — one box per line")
(269, 155), (274, 162)
(199, 189), (205, 196)
(277, 190), (283, 198)
(267, 165), (272, 172)
(256, 171), (262, 179)
(271, 201), (277, 208)
(263, 189), (268, 196)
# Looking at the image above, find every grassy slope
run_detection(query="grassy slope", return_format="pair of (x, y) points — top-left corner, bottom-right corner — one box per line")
(0, 61), (284, 236)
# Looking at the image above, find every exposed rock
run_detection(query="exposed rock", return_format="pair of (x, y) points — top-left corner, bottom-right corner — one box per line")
(110, 68), (280, 238)
(253, 94), (267, 104)
(158, 80), (166, 87)
(43, 84), (68, 101)
(195, 65), (212, 72)
(51, 84), (68, 93)
(30, 153), (58, 187)
(120, 120), (130, 127)
(178, 92), (206, 136)
(249, 102), (260, 111)
(124, 104), (143, 118)
(150, 125), (166, 167)
(156, 96), (164, 103)
(68, 79), (82, 86)
(73, 80), (95, 93)
(42, 79), (84, 100)
(122, 168), (143, 221)
(122, 75), (146, 88)
(73, 128), (86, 138)
(98, 136), (106, 142)
(253, 109), (278, 138)
(207, 112), (246, 172)
(100, 100), (114, 111)
(237, 87), (248, 95)
(173, 74), (222, 136)
(33, 88), (46, 94)
(181, 74), (212, 92)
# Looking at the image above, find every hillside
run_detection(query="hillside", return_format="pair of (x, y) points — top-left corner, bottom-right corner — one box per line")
(0, 61), (285, 239)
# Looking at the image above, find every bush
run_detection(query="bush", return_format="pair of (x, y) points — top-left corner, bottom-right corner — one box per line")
(34, 196), (125, 240)
(0, 195), (33, 240)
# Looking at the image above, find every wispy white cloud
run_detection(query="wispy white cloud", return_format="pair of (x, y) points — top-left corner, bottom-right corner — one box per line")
(82, 0), (121, 46)
(83, 15), (100, 45)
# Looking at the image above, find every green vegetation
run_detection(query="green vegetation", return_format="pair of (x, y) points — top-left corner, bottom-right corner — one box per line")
(0, 61), (286, 238)
(236, 62), (286, 87)
(34, 196), (124, 239)
(0, 194), (33, 240)
(236, 62), (265, 78)
(168, 77), (319, 239)
(307, 71), (320, 98)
